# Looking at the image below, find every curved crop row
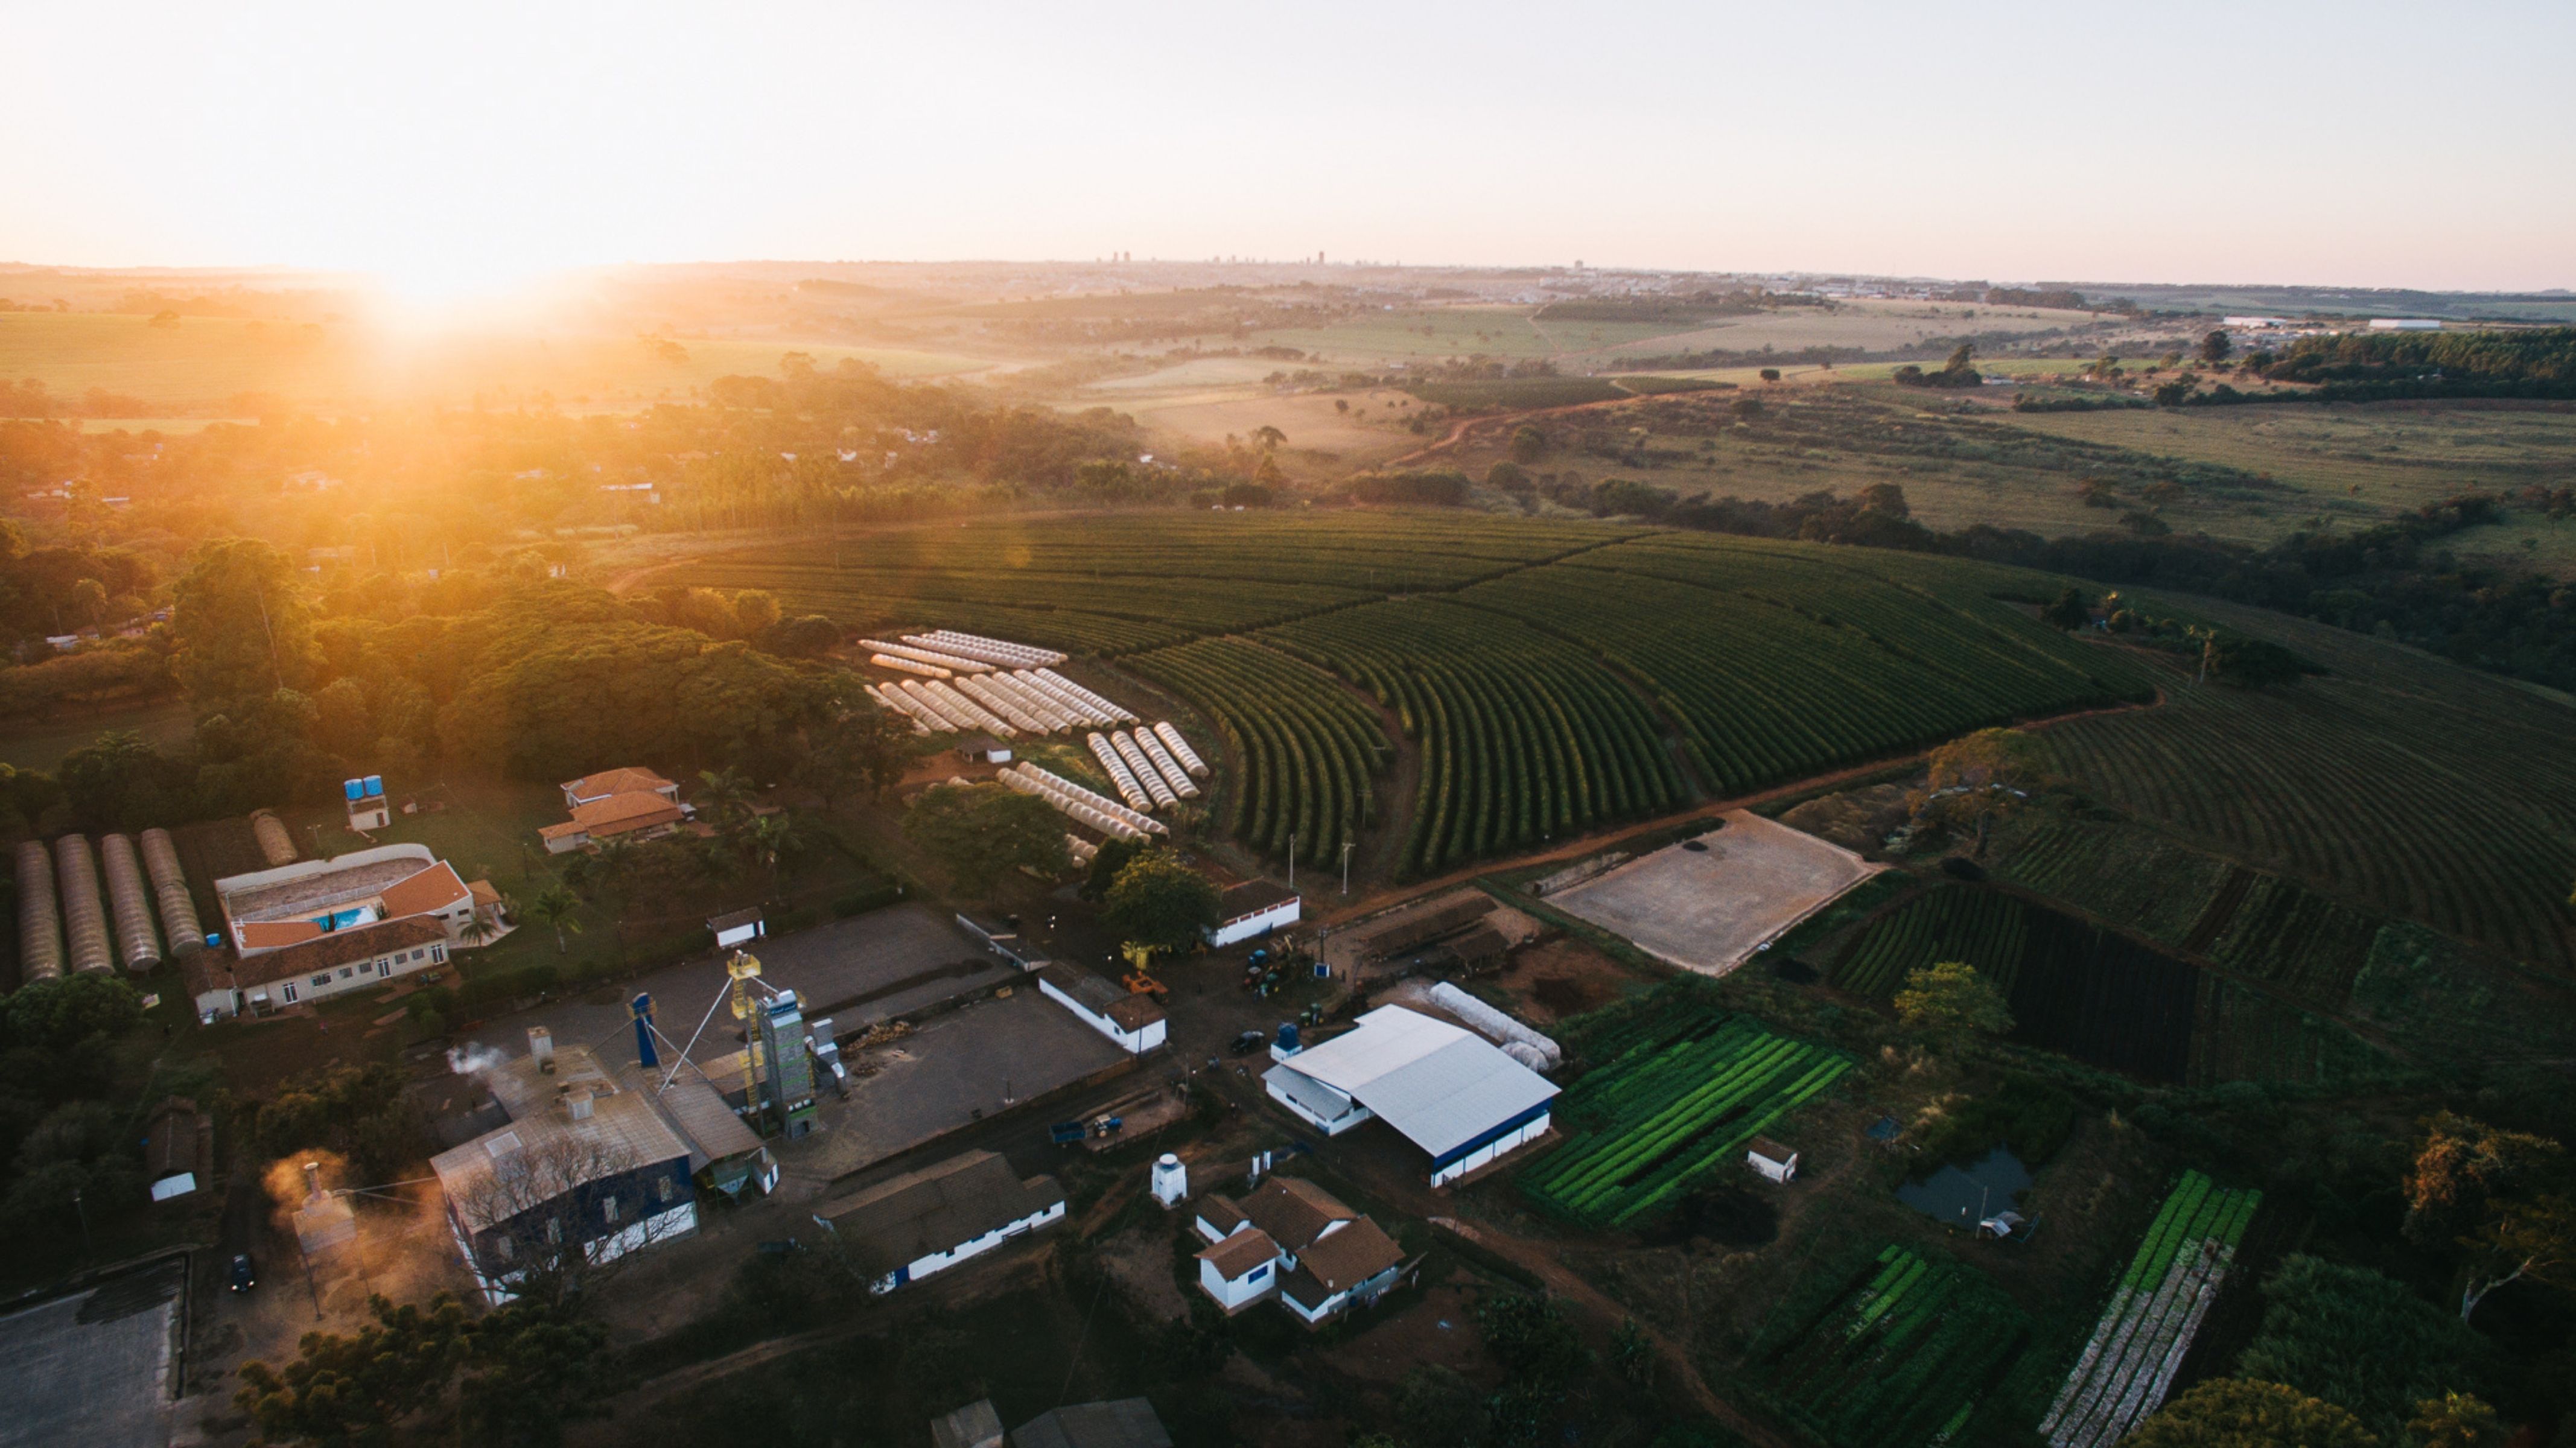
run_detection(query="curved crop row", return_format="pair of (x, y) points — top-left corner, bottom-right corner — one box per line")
(1119, 637), (1386, 866)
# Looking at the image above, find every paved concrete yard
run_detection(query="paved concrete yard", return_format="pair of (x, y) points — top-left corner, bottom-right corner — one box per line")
(1551, 810), (1883, 974)
(0, 1257), (182, 1448)
(784, 988), (1128, 1190)
(465, 903), (1008, 1072)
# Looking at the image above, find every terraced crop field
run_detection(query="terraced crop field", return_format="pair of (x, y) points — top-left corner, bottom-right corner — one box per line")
(1264, 599), (1687, 875)
(2036, 595), (2576, 974)
(661, 515), (2576, 945)
(1745, 1242), (2034, 1448)
(1527, 985), (1849, 1227)
(1833, 886), (2201, 1082)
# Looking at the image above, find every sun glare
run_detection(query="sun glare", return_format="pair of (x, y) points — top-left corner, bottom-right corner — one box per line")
(367, 251), (564, 328)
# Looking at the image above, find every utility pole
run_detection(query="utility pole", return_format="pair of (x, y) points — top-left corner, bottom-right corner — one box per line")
(1287, 834), (1295, 891)
(1340, 841), (1355, 896)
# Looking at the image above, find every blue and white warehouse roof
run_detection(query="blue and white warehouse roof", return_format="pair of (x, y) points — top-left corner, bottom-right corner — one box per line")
(1265, 1005), (1558, 1160)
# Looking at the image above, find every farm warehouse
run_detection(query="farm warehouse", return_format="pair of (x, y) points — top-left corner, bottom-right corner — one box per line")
(1264, 1006), (1559, 1186)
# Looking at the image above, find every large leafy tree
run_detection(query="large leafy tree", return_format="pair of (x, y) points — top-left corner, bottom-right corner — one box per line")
(2126, 1378), (2380, 1448)
(1894, 961), (2014, 1046)
(1101, 851), (1221, 956)
(2403, 1111), (2576, 1322)
(2237, 1256), (2496, 1441)
(235, 1292), (609, 1448)
(1907, 726), (2039, 857)
(169, 538), (316, 710)
(900, 783), (1069, 894)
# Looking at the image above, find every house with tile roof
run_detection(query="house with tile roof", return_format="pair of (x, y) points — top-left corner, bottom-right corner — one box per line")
(539, 790), (691, 854)
(1190, 1176), (1408, 1325)
(559, 767), (679, 810)
(196, 843), (488, 1018)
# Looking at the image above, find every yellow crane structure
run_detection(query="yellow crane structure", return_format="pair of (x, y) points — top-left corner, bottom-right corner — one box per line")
(727, 950), (766, 1108)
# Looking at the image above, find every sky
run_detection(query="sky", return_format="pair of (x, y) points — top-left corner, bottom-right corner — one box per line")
(5, 0), (2572, 293)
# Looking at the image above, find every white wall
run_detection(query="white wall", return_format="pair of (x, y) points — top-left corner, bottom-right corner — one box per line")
(1264, 1071), (1371, 1135)
(1197, 1252), (1276, 1312)
(1429, 1111), (1551, 1187)
(1037, 976), (1162, 1055)
(1209, 897), (1301, 948)
(866, 1199), (1065, 1294)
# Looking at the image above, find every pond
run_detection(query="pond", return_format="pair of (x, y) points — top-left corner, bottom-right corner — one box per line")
(1898, 1146), (2032, 1228)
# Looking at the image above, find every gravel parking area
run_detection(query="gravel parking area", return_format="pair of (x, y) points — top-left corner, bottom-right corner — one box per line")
(0, 1257), (182, 1448)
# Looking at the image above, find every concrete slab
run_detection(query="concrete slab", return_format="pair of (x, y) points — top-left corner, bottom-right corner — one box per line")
(786, 990), (1130, 1188)
(0, 1258), (181, 1448)
(1549, 810), (1883, 974)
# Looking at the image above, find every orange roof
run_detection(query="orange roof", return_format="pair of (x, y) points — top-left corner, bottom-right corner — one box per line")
(467, 879), (503, 907)
(561, 767), (676, 800)
(378, 862), (470, 919)
(573, 792), (685, 831)
(235, 919), (323, 950)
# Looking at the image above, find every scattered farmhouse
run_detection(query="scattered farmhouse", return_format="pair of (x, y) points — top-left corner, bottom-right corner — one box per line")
(560, 767), (679, 810)
(1192, 1176), (1407, 1324)
(1207, 880), (1300, 948)
(1038, 965), (1168, 1054)
(811, 1149), (1066, 1293)
(1265, 1005), (1559, 1186)
(430, 1033), (700, 1304)
(540, 789), (691, 854)
(187, 843), (488, 1019)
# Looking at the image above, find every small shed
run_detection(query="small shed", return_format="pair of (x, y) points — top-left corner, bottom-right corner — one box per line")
(708, 907), (766, 950)
(1746, 1136), (1799, 1184)
(932, 1399), (1005, 1448)
(956, 735), (1014, 766)
(143, 1096), (206, 1202)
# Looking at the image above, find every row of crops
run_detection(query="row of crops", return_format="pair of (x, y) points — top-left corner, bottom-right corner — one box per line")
(1743, 1242), (2034, 1448)
(2040, 1172), (2262, 1448)
(2206, 875), (2381, 1011)
(1262, 599), (1688, 877)
(1522, 991), (1849, 1227)
(1118, 638), (1387, 866)
(2036, 652), (2576, 974)
(1833, 886), (2199, 1083)
(1993, 819), (2235, 951)
(2186, 977), (2396, 1088)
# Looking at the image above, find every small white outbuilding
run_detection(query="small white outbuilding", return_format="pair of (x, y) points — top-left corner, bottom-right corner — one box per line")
(1746, 1136), (1799, 1184)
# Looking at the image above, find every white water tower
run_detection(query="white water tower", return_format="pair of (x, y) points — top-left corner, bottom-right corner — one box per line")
(1150, 1153), (1188, 1210)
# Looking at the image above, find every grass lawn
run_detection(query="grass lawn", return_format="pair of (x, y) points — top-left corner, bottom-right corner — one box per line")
(0, 697), (194, 770)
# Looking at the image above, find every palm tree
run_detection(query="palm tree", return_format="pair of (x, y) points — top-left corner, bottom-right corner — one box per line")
(745, 812), (799, 901)
(528, 886), (584, 955)
(695, 767), (753, 829)
(458, 911), (496, 948)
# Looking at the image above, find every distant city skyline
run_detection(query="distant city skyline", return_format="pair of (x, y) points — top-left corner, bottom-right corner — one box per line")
(5, 0), (2569, 297)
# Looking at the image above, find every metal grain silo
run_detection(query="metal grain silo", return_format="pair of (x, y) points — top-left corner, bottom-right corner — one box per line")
(98, 834), (162, 973)
(54, 835), (114, 975)
(139, 828), (205, 957)
(15, 839), (63, 983)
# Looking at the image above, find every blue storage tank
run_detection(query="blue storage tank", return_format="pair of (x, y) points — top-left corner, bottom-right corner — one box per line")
(343, 778), (364, 802)
(363, 775), (383, 798)
(1275, 1023), (1299, 1052)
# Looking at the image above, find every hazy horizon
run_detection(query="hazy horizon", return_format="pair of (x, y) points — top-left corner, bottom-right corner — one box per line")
(8, 2), (2570, 299)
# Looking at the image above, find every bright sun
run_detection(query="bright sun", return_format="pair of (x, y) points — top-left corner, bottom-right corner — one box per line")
(367, 250), (562, 326)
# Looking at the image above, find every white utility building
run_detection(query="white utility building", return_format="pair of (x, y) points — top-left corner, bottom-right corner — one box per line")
(1264, 1006), (1558, 1186)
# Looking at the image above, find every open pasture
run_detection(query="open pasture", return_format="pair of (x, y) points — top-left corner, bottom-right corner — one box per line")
(0, 311), (983, 414)
(1601, 298), (2099, 360)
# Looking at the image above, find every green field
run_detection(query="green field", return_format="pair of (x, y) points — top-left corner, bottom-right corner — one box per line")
(0, 311), (985, 414)
(1525, 983), (1849, 1226)
(2041, 1173), (2263, 1448)
(663, 513), (2576, 965)
(1744, 1241), (2035, 1448)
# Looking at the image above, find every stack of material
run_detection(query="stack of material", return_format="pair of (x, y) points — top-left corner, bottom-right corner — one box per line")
(250, 809), (297, 866)
(1132, 729), (1200, 798)
(54, 835), (114, 975)
(863, 684), (937, 735)
(871, 653), (952, 679)
(139, 828), (205, 956)
(981, 673), (1083, 731)
(954, 675), (1051, 734)
(1035, 670), (1133, 723)
(859, 639), (993, 673)
(1086, 733), (1155, 811)
(1001, 764), (1166, 839)
(1064, 834), (1100, 867)
(1110, 732), (1178, 808)
(98, 834), (163, 973)
(1153, 722), (1210, 778)
(15, 840), (62, 982)
(1020, 672), (1120, 726)
(904, 631), (1067, 668)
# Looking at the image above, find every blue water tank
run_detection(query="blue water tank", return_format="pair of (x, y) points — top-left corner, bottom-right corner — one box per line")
(343, 778), (364, 802)
(1276, 1023), (1299, 1052)
(363, 775), (383, 798)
